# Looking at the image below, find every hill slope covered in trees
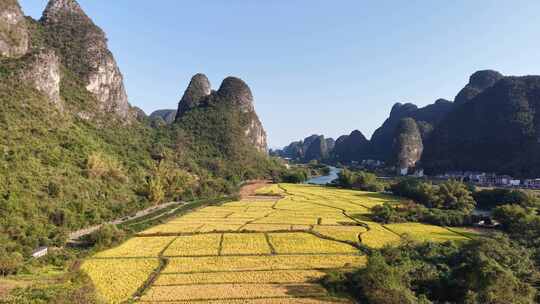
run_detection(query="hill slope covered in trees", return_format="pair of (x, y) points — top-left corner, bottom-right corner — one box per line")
(0, 0), (277, 257)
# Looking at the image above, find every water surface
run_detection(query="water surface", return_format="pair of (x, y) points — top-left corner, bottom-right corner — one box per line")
(306, 166), (341, 185)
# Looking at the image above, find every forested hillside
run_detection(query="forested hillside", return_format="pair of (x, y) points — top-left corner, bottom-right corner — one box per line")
(0, 0), (277, 257)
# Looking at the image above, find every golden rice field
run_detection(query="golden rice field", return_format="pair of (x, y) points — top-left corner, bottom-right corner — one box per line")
(164, 255), (365, 273)
(81, 258), (159, 304)
(83, 183), (471, 303)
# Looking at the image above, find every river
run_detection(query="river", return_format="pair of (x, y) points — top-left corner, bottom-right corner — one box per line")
(306, 166), (342, 185)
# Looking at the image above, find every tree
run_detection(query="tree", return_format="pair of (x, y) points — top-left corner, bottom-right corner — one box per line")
(433, 180), (476, 212)
(0, 251), (23, 276)
(455, 236), (538, 304)
(281, 169), (308, 183)
(86, 224), (125, 249)
(147, 177), (165, 205)
(357, 253), (419, 304)
(391, 179), (476, 213)
(337, 169), (355, 188)
(474, 189), (539, 209)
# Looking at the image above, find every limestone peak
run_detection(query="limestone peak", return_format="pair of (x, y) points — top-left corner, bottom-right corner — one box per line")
(176, 73), (212, 119)
(217, 76), (254, 112)
(41, 0), (88, 24)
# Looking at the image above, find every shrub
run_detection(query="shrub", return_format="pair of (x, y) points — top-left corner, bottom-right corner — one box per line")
(146, 177), (165, 205)
(85, 152), (127, 182)
(86, 224), (125, 249)
(390, 179), (476, 213)
(335, 169), (385, 192)
(323, 237), (538, 303)
(474, 188), (539, 209)
(0, 251), (24, 276)
(281, 169), (308, 183)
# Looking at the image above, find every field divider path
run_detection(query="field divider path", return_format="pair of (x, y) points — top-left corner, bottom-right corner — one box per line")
(444, 227), (475, 240)
(305, 230), (367, 254)
(129, 235), (179, 303)
(237, 209), (278, 231)
(264, 233), (278, 254)
(218, 233), (225, 256)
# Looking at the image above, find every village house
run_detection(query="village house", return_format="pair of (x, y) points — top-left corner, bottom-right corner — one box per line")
(31, 247), (48, 258)
(478, 173), (497, 186)
(524, 178), (540, 189)
(495, 175), (513, 186)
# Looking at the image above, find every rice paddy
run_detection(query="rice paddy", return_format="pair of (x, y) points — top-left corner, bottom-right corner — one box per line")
(83, 183), (470, 303)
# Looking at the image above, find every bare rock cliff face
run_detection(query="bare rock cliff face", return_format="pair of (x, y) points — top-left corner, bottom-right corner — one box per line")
(40, 0), (131, 119)
(393, 118), (423, 174)
(0, 0), (29, 58)
(245, 114), (268, 153)
(19, 49), (62, 108)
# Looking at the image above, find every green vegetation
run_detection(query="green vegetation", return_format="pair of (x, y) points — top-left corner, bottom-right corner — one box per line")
(279, 168), (308, 183)
(334, 169), (385, 192)
(390, 179), (476, 212)
(0, 19), (280, 265)
(322, 236), (539, 304)
(493, 205), (540, 266)
(473, 188), (539, 210)
(368, 179), (476, 226)
(3, 268), (100, 304)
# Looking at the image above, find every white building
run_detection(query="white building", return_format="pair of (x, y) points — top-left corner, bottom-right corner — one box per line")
(417, 169), (425, 177)
(399, 167), (408, 176)
(32, 247), (48, 258)
(524, 178), (540, 188)
(509, 179), (521, 186)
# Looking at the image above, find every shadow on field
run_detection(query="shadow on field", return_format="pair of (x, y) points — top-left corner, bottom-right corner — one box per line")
(353, 192), (400, 202)
(284, 283), (327, 298)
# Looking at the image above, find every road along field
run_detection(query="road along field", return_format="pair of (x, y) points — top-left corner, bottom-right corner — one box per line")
(82, 183), (471, 303)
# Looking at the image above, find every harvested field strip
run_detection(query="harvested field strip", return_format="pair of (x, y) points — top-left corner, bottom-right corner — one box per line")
(154, 270), (327, 285)
(94, 236), (175, 258)
(163, 255), (366, 273)
(221, 233), (271, 255)
(268, 233), (358, 254)
(163, 234), (221, 257)
(139, 283), (329, 301)
(137, 223), (204, 235)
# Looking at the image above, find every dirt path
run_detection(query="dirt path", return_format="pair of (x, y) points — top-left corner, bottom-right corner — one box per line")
(68, 201), (183, 242)
(239, 179), (273, 199)
(70, 181), (274, 242)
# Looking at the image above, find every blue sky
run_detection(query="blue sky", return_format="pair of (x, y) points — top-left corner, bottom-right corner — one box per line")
(20, 0), (540, 148)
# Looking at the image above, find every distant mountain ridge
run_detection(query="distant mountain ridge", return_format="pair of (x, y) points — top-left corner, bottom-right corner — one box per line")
(277, 69), (540, 177)
(422, 75), (540, 177)
(150, 109), (177, 124)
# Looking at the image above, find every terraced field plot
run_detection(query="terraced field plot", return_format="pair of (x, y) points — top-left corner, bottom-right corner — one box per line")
(83, 183), (469, 303)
